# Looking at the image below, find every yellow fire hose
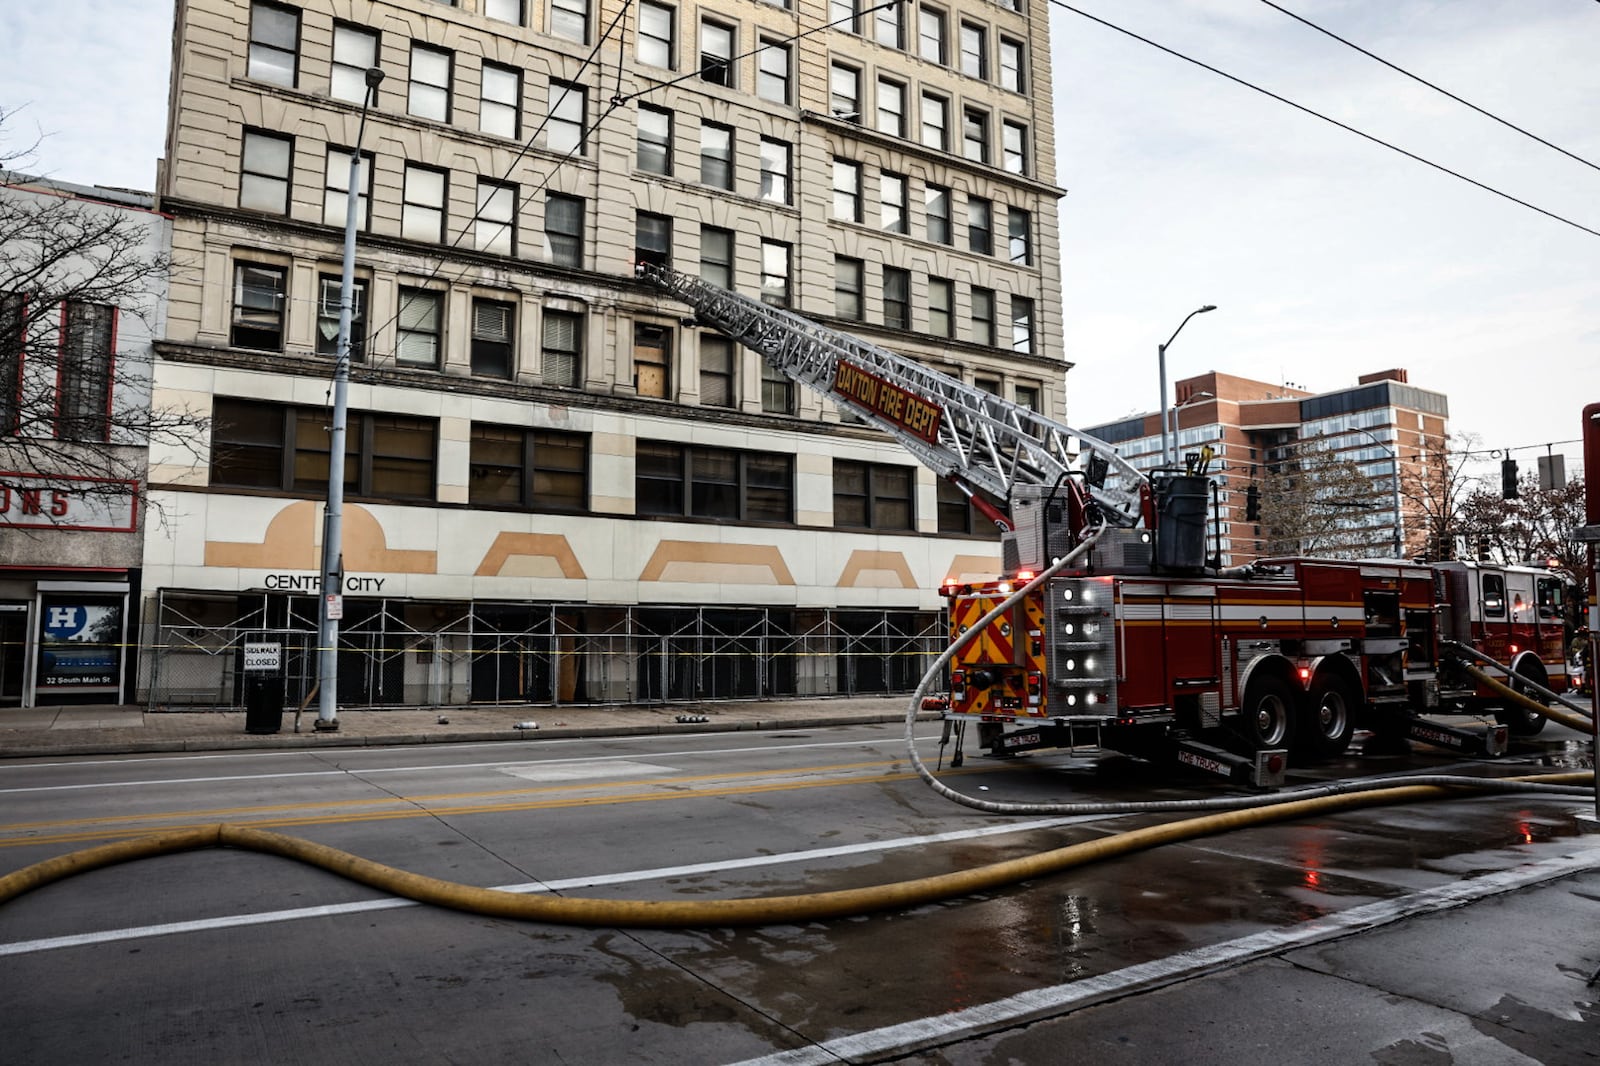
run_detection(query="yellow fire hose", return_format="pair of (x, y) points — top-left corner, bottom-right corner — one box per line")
(1464, 664), (1595, 734)
(0, 770), (1589, 928)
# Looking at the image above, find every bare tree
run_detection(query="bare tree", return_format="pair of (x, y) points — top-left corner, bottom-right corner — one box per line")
(1257, 442), (1384, 558)
(1401, 431), (1485, 561)
(0, 106), (203, 529)
(1458, 472), (1588, 577)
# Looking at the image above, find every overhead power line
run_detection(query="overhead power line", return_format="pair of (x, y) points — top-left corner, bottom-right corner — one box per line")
(1051, 0), (1600, 240)
(1257, 0), (1600, 175)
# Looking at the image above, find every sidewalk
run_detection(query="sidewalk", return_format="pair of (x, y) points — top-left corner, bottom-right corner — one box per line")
(0, 696), (933, 759)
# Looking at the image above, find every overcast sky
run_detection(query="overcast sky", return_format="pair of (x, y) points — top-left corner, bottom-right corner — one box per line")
(4, 0), (1595, 478)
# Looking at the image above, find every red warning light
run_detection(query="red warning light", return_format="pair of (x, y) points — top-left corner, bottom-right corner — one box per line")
(1016, 569), (1036, 582)
(1267, 754), (1286, 774)
(1509, 644), (1520, 655)
(1298, 667), (1311, 682)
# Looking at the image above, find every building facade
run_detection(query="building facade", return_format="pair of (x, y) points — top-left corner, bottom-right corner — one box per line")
(1084, 369), (1450, 566)
(145, 0), (1065, 707)
(1, 176), (170, 707)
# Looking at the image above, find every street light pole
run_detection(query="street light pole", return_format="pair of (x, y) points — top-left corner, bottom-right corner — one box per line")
(1157, 304), (1217, 466)
(317, 65), (385, 731)
(1355, 427), (1404, 559)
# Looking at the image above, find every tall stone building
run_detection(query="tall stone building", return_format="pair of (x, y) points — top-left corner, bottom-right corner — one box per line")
(144, 0), (1065, 707)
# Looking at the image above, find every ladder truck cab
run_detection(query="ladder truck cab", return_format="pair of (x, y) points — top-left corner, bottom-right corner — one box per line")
(637, 265), (1555, 789)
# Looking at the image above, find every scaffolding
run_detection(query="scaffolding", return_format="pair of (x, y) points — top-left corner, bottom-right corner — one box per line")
(141, 590), (945, 711)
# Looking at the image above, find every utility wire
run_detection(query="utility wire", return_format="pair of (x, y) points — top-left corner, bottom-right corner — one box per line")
(1257, 0), (1600, 175)
(1052, 0), (1600, 240)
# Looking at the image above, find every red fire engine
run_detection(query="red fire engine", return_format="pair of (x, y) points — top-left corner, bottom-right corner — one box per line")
(641, 266), (1585, 787)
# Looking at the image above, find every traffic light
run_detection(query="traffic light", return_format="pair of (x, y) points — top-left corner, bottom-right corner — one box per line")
(1245, 484), (1261, 522)
(1501, 459), (1518, 499)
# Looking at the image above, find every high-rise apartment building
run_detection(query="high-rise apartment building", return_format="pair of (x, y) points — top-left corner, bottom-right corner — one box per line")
(142, 0), (1065, 707)
(1084, 369), (1449, 566)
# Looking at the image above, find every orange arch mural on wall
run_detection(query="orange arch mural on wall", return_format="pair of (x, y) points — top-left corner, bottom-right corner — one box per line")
(942, 554), (1004, 583)
(474, 532), (586, 579)
(204, 501), (437, 573)
(638, 540), (795, 585)
(835, 550), (918, 589)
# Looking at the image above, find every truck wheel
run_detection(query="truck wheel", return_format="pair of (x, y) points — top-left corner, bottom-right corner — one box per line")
(1301, 673), (1357, 759)
(1494, 660), (1549, 737)
(1241, 675), (1296, 751)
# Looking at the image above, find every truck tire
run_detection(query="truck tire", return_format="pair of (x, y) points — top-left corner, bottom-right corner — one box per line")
(1494, 659), (1549, 737)
(1301, 672), (1357, 759)
(1240, 674), (1296, 751)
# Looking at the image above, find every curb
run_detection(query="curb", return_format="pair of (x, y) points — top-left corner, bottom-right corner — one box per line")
(0, 713), (941, 761)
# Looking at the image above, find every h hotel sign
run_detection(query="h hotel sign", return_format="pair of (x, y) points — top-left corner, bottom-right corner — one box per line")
(0, 473), (139, 532)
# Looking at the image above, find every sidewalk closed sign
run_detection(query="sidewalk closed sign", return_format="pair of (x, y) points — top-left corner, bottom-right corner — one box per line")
(244, 643), (282, 673)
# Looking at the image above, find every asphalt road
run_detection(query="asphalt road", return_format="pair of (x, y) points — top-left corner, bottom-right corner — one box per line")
(0, 722), (1596, 1064)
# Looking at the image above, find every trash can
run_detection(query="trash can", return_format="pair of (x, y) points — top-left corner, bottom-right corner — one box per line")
(244, 674), (285, 734)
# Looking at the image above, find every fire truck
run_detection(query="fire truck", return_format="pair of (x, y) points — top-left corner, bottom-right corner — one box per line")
(640, 266), (1582, 787)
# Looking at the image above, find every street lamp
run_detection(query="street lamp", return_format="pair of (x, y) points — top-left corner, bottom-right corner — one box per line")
(1157, 305), (1217, 466)
(1354, 427), (1404, 559)
(317, 64), (385, 732)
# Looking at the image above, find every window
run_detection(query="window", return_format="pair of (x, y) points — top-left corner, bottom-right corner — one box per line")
(409, 44), (452, 122)
(550, 0), (589, 43)
(471, 298), (515, 377)
(480, 62), (522, 139)
(876, 77), (905, 136)
(323, 147), (373, 230)
(1007, 207), (1032, 265)
(760, 241), (791, 308)
(937, 479), (979, 535)
(960, 22), (986, 79)
(232, 263), (286, 350)
(402, 165), (447, 243)
(834, 257), (863, 321)
(830, 0), (859, 33)
(485, 0), (523, 25)
(968, 195), (993, 254)
(637, 442), (793, 523)
(759, 137), (790, 204)
(0, 294), (23, 434)
(634, 322), (672, 398)
(700, 122), (733, 188)
(880, 172), (907, 233)
(636, 211), (673, 269)
(974, 377), (999, 396)
(470, 425), (588, 511)
(882, 267), (910, 330)
(547, 81), (587, 154)
(248, 1), (298, 86)
(473, 180), (515, 255)
(758, 40), (791, 104)
(920, 92), (948, 150)
(873, 1), (902, 48)
(1014, 383), (1039, 412)
(999, 36), (1025, 93)
(1482, 574), (1506, 618)
(331, 24), (378, 104)
(699, 334), (735, 407)
(918, 5), (946, 64)
(928, 276), (953, 337)
(700, 226), (734, 288)
(1010, 296), (1034, 354)
(971, 286), (995, 346)
(396, 287), (444, 368)
(924, 183), (951, 244)
(544, 193), (584, 267)
(1002, 120), (1027, 175)
(542, 308), (583, 386)
(761, 363), (794, 415)
(316, 275), (367, 361)
(57, 302), (114, 442)
(832, 158), (862, 222)
(240, 129), (292, 215)
(639, 1), (675, 68)
(214, 402), (434, 500)
(700, 19), (735, 86)
(830, 64), (860, 121)
(834, 460), (913, 530)
(962, 106), (989, 164)
(636, 105), (674, 176)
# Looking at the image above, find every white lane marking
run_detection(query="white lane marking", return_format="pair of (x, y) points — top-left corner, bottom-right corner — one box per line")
(0, 816), (1103, 957)
(724, 844), (1600, 1066)
(0, 735), (943, 795)
(495, 761), (678, 782)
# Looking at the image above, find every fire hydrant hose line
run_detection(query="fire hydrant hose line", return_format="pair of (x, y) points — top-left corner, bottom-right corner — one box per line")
(0, 532), (1592, 928)
(1444, 640), (1594, 720)
(1463, 664), (1594, 734)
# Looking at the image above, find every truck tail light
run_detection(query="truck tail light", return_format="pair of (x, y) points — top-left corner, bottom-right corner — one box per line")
(1026, 670), (1042, 705)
